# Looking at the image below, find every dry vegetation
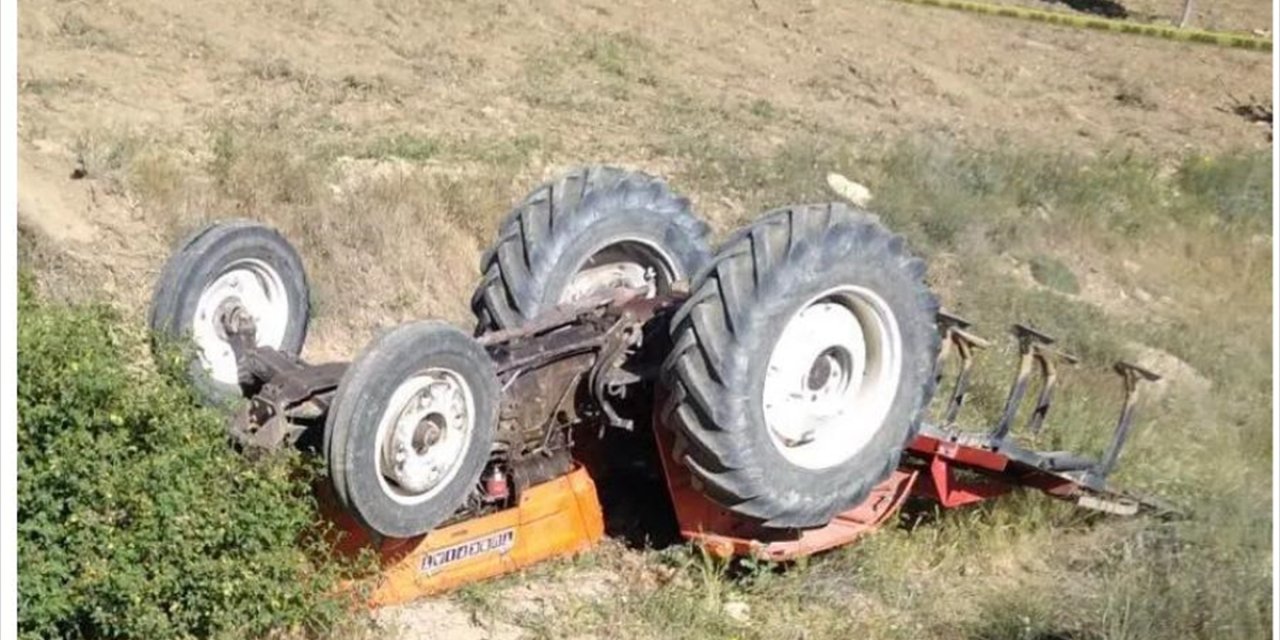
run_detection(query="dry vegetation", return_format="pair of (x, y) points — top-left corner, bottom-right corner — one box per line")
(16, 0), (1272, 638)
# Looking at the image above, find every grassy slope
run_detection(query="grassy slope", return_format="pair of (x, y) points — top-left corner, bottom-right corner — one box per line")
(16, 1), (1272, 638)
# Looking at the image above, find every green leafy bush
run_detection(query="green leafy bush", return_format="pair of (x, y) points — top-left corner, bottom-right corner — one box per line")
(17, 276), (354, 639)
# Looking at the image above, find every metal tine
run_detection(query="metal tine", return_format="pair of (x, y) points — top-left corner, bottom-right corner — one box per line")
(931, 312), (960, 388)
(934, 310), (991, 427)
(1025, 341), (1079, 435)
(991, 324), (1076, 440)
(1093, 361), (1161, 479)
(945, 328), (990, 426)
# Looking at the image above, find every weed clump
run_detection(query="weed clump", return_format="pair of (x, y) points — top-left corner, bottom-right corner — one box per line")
(1028, 255), (1080, 294)
(1177, 151), (1273, 226)
(17, 275), (354, 639)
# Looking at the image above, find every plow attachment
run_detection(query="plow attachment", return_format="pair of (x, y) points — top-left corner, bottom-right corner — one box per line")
(915, 310), (1173, 516)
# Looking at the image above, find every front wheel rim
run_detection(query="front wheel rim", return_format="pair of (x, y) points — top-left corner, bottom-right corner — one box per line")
(373, 369), (476, 505)
(762, 286), (903, 470)
(191, 258), (290, 386)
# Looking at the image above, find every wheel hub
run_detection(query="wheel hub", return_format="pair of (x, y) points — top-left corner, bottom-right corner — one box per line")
(192, 259), (290, 386)
(377, 370), (475, 501)
(762, 288), (903, 469)
(214, 298), (257, 341)
(807, 347), (852, 400)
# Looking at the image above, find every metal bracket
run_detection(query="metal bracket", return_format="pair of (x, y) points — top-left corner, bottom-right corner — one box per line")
(229, 355), (347, 453)
(589, 314), (644, 432)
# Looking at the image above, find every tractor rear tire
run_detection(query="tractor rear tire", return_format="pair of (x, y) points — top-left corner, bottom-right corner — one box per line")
(148, 220), (310, 406)
(472, 166), (711, 333)
(662, 203), (940, 529)
(325, 321), (499, 538)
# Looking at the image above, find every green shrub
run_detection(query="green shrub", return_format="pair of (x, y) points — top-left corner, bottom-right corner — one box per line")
(17, 275), (354, 639)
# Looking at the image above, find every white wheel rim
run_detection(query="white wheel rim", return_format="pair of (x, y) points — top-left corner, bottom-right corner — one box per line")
(374, 369), (476, 505)
(762, 286), (903, 470)
(560, 239), (677, 304)
(191, 258), (290, 386)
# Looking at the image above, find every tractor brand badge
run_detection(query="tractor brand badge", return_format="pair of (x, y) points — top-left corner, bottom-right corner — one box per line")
(421, 528), (516, 575)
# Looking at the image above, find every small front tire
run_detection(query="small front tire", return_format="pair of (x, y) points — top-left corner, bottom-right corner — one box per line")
(325, 321), (500, 538)
(148, 220), (310, 406)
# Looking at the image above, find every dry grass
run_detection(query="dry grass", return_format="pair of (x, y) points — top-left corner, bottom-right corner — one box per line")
(91, 116), (539, 358)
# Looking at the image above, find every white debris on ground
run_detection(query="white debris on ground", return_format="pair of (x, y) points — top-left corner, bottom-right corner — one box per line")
(723, 599), (751, 623)
(826, 172), (873, 208)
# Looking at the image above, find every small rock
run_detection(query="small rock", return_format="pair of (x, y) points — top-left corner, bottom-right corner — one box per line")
(69, 157), (87, 180)
(723, 600), (750, 623)
(1122, 259), (1140, 273)
(826, 172), (873, 207)
(1134, 287), (1153, 303)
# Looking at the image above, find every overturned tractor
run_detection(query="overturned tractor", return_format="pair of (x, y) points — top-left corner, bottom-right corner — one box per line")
(149, 166), (1167, 604)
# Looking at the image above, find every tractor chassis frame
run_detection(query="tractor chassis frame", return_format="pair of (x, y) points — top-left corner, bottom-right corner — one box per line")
(219, 289), (1171, 570)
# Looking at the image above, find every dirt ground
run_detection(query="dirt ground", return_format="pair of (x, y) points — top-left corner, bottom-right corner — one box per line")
(18, 0), (1271, 256)
(15, 0), (1273, 638)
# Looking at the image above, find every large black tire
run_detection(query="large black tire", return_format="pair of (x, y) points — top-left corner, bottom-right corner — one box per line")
(471, 166), (711, 332)
(662, 203), (940, 529)
(325, 321), (500, 538)
(148, 220), (310, 406)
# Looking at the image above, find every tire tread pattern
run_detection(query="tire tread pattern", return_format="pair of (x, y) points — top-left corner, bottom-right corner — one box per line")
(662, 203), (940, 528)
(471, 166), (710, 332)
